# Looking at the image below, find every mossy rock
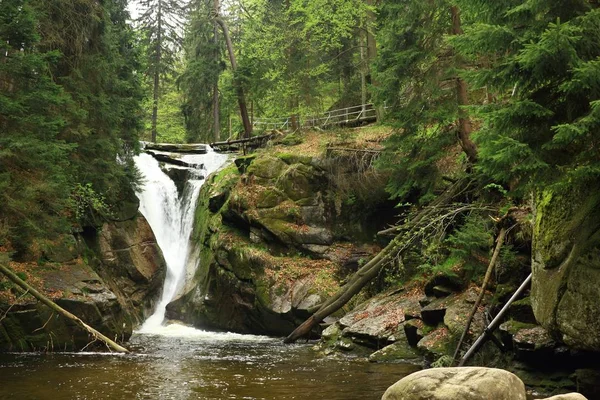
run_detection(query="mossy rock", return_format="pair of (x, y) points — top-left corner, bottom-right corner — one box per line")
(531, 179), (600, 351)
(256, 187), (288, 209)
(247, 156), (288, 180)
(368, 336), (421, 363)
(276, 152), (314, 166)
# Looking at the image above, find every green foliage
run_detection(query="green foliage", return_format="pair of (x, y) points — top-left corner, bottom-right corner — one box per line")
(0, 0), (143, 258)
(445, 214), (493, 269)
(374, 0), (464, 203)
(453, 1), (600, 194)
(69, 183), (112, 227)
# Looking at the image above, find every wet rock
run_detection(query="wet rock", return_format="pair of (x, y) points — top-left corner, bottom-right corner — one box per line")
(540, 394), (588, 400)
(531, 182), (600, 352)
(368, 336), (421, 363)
(97, 214), (166, 320)
(338, 289), (420, 348)
(576, 369), (600, 400)
(417, 326), (453, 359)
(382, 367), (527, 400)
(404, 319), (425, 347)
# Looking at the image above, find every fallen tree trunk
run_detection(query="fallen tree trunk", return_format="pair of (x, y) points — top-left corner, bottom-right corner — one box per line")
(0, 262), (130, 353)
(145, 151), (204, 169)
(452, 227), (506, 364)
(144, 143), (207, 154)
(210, 132), (279, 148)
(284, 178), (475, 344)
(458, 273), (532, 366)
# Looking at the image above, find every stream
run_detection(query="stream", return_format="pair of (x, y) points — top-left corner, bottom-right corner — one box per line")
(0, 147), (419, 399)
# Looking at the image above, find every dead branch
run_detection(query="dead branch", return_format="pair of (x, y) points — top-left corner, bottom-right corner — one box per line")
(0, 263), (129, 353)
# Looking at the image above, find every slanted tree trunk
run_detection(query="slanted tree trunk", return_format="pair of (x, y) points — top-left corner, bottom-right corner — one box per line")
(284, 179), (472, 343)
(0, 262), (129, 353)
(213, 4), (252, 139)
(450, 5), (477, 164)
(452, 227), (506, 364)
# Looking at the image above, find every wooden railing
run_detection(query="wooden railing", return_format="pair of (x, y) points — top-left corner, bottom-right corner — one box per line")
(252, 103), (377, 131)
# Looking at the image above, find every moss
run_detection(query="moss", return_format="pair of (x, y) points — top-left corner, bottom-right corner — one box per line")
(276, 152), (313, 165)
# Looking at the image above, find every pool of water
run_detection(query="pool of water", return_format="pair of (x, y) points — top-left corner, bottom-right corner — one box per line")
(0, 324), (420, 400)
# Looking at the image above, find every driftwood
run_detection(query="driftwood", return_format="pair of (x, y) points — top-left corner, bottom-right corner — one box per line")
(451, 227), (507, 364)
(145, 143), (207, 154)
(458, 273), (532, 366)
(284, 178), (475, 344)
(0, 262), (130, 353)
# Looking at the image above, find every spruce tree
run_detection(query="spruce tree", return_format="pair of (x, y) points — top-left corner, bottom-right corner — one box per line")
(453, 0), (600, 194)
(135, 0), (188, 142)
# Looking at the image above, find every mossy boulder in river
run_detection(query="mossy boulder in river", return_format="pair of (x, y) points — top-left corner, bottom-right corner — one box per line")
(531, 179), (600, 351)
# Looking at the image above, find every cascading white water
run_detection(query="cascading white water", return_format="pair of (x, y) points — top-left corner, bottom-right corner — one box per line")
(133, 147), (229, 333)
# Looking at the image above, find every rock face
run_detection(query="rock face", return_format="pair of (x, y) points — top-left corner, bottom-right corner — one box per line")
(382, 367), (528, 400)
(531, 181), (600, 351)
(0, 213), (165, 351)
(166, 152), (392, 335)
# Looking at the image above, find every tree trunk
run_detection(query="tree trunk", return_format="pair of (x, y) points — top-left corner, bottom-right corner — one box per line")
(212, 2), (220, 143)
(452, 227), (506, 364)
(214, 15), (252, 139)
(151, 2), (163, 143)
(0, 262), (129, 353)
(450, 6), (477, 164)
(284, 179), (472, 343)
(360, 27), (367, 113)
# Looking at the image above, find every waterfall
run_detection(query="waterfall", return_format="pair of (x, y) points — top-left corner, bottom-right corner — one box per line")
(133, 147), (229, 332)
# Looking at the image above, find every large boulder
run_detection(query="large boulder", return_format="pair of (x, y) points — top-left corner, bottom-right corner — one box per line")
(167, 152), (393, 336)
(97, 214), (166, 322)
(0, 213), (165, 352)
(382, 367), (527, 400)
(531, 181), (600, 351)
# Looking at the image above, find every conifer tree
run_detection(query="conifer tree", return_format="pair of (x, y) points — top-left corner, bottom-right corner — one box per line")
(136, 0), (188, 142)
(453, 0), (600, 193)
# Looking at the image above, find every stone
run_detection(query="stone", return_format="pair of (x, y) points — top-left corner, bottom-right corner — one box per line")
(539, 394), (588, 400)
(421, 295), (455, 326)
(382, 367), (527, 400)
(442, 287), (487, 336)
(417, 326), (453, 359)
(368, 336), (421, 363)
(246, 155), (288, 180)
(404, 319), (425, 347)
(531, 182), (600, 351)
(576, 369), (600, 400)
(338, 289), (420, 348)
(424, 273), (464, 297)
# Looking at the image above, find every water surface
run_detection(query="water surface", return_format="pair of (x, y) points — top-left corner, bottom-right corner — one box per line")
(0, 324), (419, 400)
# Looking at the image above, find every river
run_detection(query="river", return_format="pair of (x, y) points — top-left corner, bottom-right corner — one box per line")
(0, 324), (418, 399)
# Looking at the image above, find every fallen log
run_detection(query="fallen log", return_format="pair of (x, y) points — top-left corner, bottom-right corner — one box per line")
(144, 143), (207, 154)
(145, 151), (204, 169)
(284, 178), (476, 344)
(458, 273), (532, 366)
(210, 132), (279, 148)
(0, 262), (130, 353)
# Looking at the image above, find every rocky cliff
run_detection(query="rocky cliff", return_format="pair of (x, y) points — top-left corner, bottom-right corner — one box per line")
(0, 213), (165, 351)
(166, 131), (395, 335)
